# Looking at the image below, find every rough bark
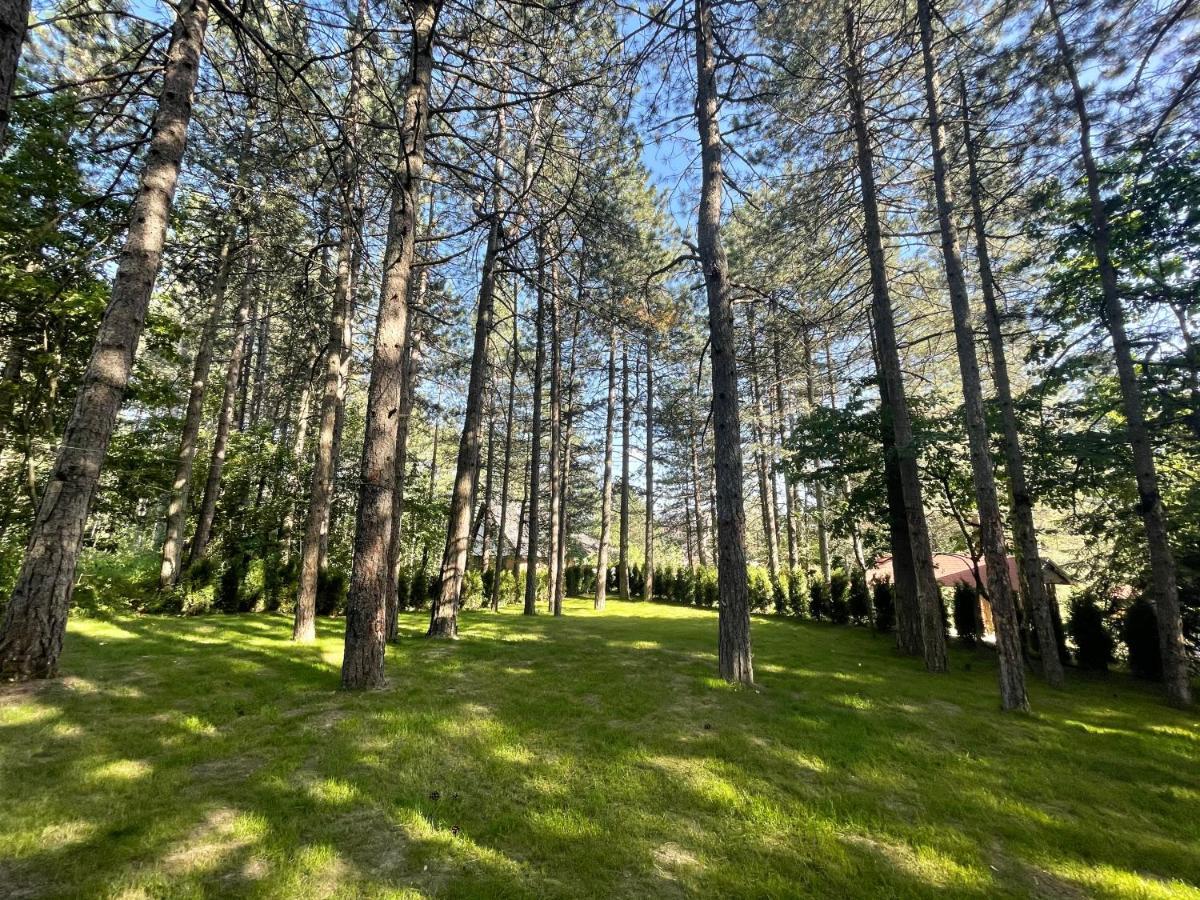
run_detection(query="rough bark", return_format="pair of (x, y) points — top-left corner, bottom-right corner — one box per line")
(803, 335), (831, 583)
(695, 0), (753, 684)
(747, 306), (781, 590)
(1049, 0), (1189, 706)
(158, 228), (234, 589)
(961, 72), (1064, 688)
(0, 0), (31, 150)
(491, 288), (519, 612)
(917, 0), (1026, 710)
(643, 338), (655, 601)
(844, 0), (947, 672)
(430, 216), (498, 637)
(618, 342), (631, 601)
(189, 237), (255, 566)
(523, 231), (548, 616)
(546, 263), (562, 613)
(554, 308), (580, 613)
(594, 326), (617, 610)
(0, 0), (210, 680)
(294, 6), (364, 641)
(342, 0), (440, 689)
(689, 431), (709, 567)
(870, 314), (922, 655)
(771, 319), (798, 571)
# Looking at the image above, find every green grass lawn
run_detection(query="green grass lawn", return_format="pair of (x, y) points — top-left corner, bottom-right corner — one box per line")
(1, 599), (1197, 898)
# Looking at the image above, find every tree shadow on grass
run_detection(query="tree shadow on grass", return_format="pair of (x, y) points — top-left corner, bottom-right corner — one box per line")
(0, 603), (1196, 897)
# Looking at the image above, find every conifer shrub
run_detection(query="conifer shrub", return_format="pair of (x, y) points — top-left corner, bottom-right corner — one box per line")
(747, 566), (772, 612)
(772, 575), (788, 615)
(953, 583), (981, 646)
(787, 568), (808, 617)
(848, 569), (871, 625)
(1067, 593), (1114, 672)
(410, 569), (429, 611)
(809, 579), (829, 620)
(396, 568), (412, 610)
(673, 567), (693, 604)
(872, 578), (895, 632)
(699, 566), (719, 606)
(1121, 597), (1163, 681)
(829, 571), (850, 624)
(461, 569), (484, 610)
(315, 568), (348, 616)
(629, 564), (644, 598)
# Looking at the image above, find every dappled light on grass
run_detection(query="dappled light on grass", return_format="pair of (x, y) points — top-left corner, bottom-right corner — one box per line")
(0, 599), (1196, 897)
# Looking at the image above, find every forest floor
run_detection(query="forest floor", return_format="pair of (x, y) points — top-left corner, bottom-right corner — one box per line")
(0, 599), (1197, 899)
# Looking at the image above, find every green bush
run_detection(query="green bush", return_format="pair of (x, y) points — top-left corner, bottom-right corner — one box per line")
(396, 568), (412, 610)
(848, 570), (871, 625)
(1067, 594), (1114, 672)
(263, 552), (296, 612)
(629, 564), (644, 598)
(461, 569), (484, 610)
(673, 567), (693, 604)
(216, 549), (252, 613)
(699, 566), (719, 606)
(787, 568), (808, 617)
(409, 569), (429, 611)
(829, 571), (850, 625)
(498, 569), (520, 606)
(953, 583), (980, 646)
(772, 574), (788, 615)
(1121, 598), (1163, 681)
(657, 565), (673, 599)
(809, 579), (829, 621)
(872, 578), (895, 632)
(748, 566), (772, 612)
(316, 568), (348, 616)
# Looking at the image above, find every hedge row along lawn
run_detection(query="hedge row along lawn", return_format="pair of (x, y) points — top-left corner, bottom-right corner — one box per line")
(1, 600), (1197, 898)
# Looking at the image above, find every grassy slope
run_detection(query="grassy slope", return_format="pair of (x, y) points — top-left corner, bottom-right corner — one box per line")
(0, 600), (1197, 899)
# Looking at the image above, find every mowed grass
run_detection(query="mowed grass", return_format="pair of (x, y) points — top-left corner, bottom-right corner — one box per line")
(0, 600), (1197, 899)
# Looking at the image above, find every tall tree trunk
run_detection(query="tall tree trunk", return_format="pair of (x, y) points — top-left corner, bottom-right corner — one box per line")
(190, 236), (256, 565)
(342, 0), (440, 689)
(960, 73), (1064, 688)
(771, 323), (798, 572)
(869, 314), (922, 655)
(554, 308), (580, 613)
(695, 0), (752, 684)
(803, 335), (831, 583)
(158, 228), (235, 589)
(0, 0), (210, 680)
(618, 342), (631, 601)
(523, 230), (548, 616)
(546, 263), (562, 613)
(844, 0), (947, 672)
(747, 306), (781, 591)
(595, 326), (617, 609)
(280, 337), (320, 567)
(1048, 0), (1189, 707)
(294, 3), (364, 641)
(689, 431), (709, 567)
(388, 321), (422, 637)
(917, 0), (1027, 711)
(643, 337), (655, 601)
(491, 289), (519, 612)
(0, 0), (31, 149)
(431, 215), (498, 637)
(248, 295), (271, 425)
